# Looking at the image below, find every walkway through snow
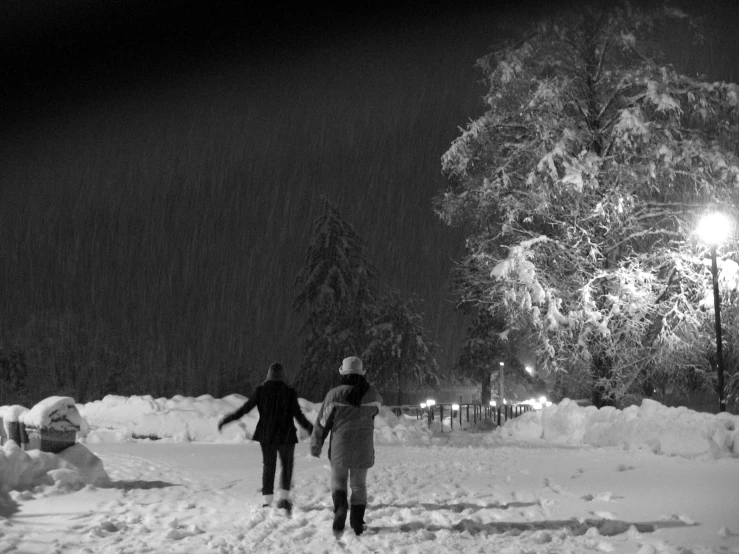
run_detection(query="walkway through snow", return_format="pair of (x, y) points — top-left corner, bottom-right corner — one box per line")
(2, 438), (737, 553)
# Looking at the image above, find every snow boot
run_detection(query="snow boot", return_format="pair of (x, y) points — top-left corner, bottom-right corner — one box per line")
(350, 504), (366, 535)
(261, 494), (274, 508)
(276, 499), (292, 513)
(276, 490), (292, 514)
(332, 490), (348, 532)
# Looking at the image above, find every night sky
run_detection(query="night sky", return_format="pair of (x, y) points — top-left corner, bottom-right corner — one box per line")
(1, 0), (738, 398)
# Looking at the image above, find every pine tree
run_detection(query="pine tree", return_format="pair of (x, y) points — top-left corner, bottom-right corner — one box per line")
(456, 307), (506, 405)
(0, 348), (29, 406)
(362, 291), (440, 404)
(293, 197), (377, 400)
(436, 1), (739, 406)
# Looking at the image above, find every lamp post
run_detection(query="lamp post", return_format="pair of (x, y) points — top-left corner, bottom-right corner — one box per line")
(696, 213), (731, 413)
(426, 399), (436, 427)
(499, 362), (505, 404)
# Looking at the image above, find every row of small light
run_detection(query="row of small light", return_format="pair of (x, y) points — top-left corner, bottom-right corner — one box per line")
(420, 396), (552, 411)
(516, 396), (552, 410)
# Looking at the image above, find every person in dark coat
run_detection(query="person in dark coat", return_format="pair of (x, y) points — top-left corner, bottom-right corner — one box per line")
(218, 362), (313, 512)
(310, 356), (382, 535)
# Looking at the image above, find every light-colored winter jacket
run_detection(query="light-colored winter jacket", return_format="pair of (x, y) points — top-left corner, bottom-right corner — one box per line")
(310, 383), (382, 469)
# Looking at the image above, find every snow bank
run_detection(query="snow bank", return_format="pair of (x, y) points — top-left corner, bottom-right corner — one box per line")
(79, 394), (248, 442)
(498, 398), (739, 458)
(0, 440), (110, 493)
(79, 394), (434, 445)
(374, 407), (434, 444)
(80, 393), (737, 458)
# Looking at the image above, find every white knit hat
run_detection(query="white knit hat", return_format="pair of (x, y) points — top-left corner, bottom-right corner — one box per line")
(339, 356), (365, 376)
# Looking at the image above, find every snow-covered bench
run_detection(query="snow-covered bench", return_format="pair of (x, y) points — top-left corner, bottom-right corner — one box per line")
(19, 396), (87, 454)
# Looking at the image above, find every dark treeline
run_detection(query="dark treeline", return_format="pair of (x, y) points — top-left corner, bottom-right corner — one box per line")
(1, 0), (737, 404)
(0, 3), (507, 402)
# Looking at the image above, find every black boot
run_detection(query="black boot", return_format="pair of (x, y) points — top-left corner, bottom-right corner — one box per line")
(332, 490), (348, 532)
(350, 504), (366, 535)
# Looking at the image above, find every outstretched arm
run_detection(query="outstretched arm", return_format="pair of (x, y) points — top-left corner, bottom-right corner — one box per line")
(218, 390), (259, 431)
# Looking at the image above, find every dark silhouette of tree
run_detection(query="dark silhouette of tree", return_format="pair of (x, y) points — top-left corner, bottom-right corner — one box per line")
(0, 347), (28, 406)
(362, 290), (440, 405)
(456, 307), (507, 406)
(293, 197), (377, 401)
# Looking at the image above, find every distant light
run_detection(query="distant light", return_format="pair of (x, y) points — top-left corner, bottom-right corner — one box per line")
(539, 396), (547, 404)
(503, 399), (507, 404)
(452, 404), (460, 411)
(696, 213), (731, 245)
(420, 403), (426, 409)
(545, 401), (552, 407)
(525, 366), (533, 374)
(426, 399), (436, 407)
(489, 400), (496, 407)
(499, 361), (505, 366)
(532, 402), (543, 410)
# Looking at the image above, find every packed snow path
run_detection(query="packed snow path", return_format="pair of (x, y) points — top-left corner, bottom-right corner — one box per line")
(2, 438), (738, 554)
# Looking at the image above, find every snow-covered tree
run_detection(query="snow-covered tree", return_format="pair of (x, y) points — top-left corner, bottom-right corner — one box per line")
(293, 197), (377, 401)
(436, 1), (739, 406)
(362, 291), (440, 404)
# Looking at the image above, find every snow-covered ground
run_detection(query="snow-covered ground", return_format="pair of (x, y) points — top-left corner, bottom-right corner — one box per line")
(1, 395), (738, 553)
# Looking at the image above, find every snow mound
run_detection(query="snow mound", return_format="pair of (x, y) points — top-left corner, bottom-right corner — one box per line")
(79, 394), (433, 444)
(0, 441), (110, 493)
(497, 398), (739, 458)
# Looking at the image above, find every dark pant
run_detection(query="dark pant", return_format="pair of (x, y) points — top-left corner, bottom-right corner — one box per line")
(260, 443), (295, 495)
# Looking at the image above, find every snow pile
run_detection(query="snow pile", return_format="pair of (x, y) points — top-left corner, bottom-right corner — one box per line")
(0, 440), (110, 493)
(80, 394), (249, 442)
(374, 407), (434, 444)
(80, 393), (736, 458)
(498, 398), (739, 458)
(79, 394), (434, 445)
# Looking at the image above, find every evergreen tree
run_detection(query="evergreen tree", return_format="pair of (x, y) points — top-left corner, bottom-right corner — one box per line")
(0, 347), (29, 406)
(456, 307), (507, 405)
(362, 291), (440, 404)
(436, 1), (739, 406)
(293, 197), (377, 400)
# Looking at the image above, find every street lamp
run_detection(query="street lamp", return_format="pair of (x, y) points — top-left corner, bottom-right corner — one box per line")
(696, 213), (732, 413)
(499, 361), (505, 403)
(425, 399), (436, 427)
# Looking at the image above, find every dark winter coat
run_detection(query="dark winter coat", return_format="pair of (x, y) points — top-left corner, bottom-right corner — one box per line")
(220, 379), (313, 445)
(310, 375), (382, 469)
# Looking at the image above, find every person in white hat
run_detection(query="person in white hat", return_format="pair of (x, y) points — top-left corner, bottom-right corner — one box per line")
(310, 356), (383, 535)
